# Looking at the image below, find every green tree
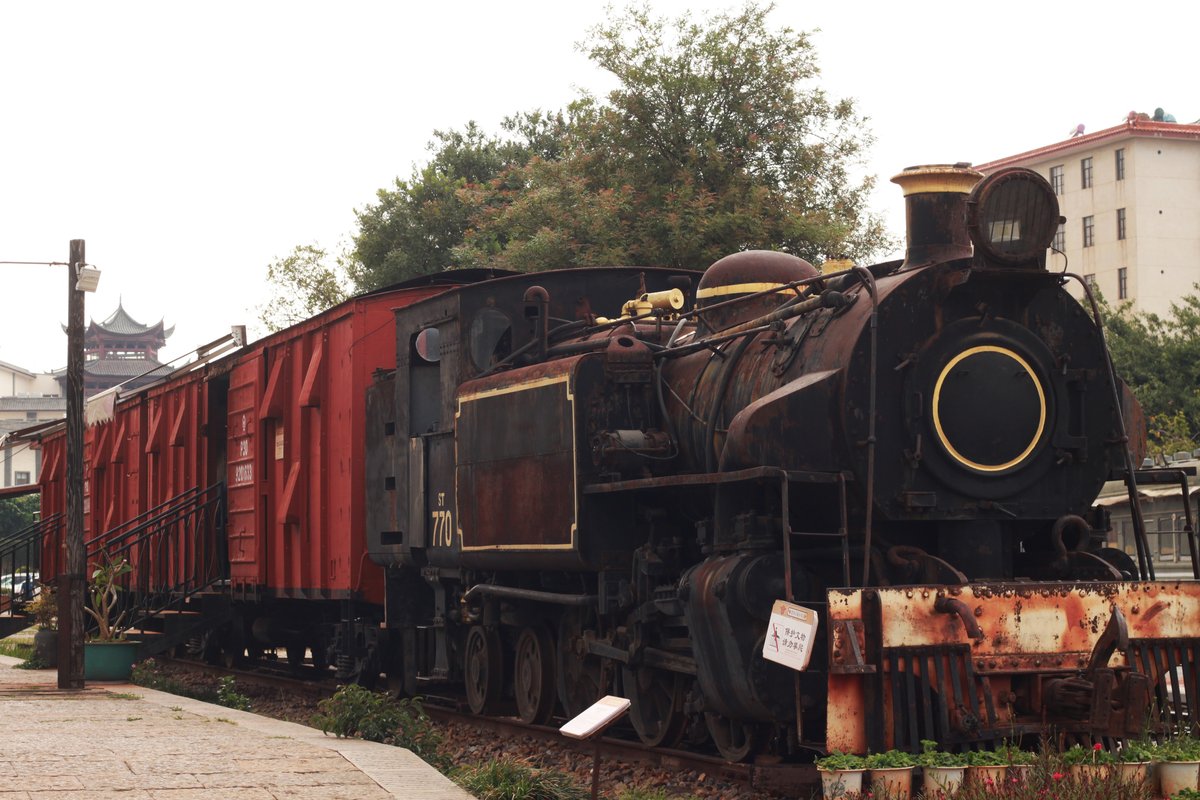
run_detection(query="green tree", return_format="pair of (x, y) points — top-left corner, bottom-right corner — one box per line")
(258, 244), (351, 333)
(1103, 291), (1200, 458)
(0, 494), (39, 538)
(349, 2), (888, 286)
(350, 116), (571, 290)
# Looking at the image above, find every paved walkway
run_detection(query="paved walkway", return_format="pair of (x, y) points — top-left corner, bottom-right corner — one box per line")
(0, 655), (474, 800)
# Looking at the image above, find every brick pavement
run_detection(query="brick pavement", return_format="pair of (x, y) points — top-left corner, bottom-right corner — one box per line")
(0, 655), (474, 800)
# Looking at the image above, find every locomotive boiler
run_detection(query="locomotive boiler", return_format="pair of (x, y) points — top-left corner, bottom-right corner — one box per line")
(363, 163), (1200, 759)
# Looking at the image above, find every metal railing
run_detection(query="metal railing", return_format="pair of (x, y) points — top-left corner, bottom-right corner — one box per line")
(84, 483), (225, 637)
(0, 514), (61, 618)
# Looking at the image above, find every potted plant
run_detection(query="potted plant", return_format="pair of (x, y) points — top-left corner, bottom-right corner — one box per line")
(1061, 742), (1114, 781)
(1115, 738), (1155, 785)
(83, 555), (138, 680)
(966, 747), (1009, 789)
(865, 749), (916, 799)
(1158, 735), (1200, 796)
(996, 742), (1036, 783)
(26, 584), (58, 668)
(815, 751), (866, 799)
(918, 739), (966, 796)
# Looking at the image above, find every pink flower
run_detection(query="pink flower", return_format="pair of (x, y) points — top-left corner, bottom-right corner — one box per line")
(1093, 743), (1103, 751)
(1052, 771), (1064, 780)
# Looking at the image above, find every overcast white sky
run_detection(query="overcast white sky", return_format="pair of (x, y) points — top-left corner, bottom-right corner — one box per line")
(1, 1), (1193, 373)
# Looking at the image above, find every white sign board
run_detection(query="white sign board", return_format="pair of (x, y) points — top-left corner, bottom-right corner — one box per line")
(559, 695), (631, 740)
(762, 600), (819, 672)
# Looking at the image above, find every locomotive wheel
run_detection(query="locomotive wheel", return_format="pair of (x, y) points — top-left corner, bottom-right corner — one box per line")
(514, 626), (557, 725)
(557, 610), (603, 717)
(465, 625), (504, 715)
(622, 666), (687, 748)
(704, 712), (764, 762)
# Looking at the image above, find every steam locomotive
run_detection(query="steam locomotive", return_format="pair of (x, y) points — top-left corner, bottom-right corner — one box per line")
(34, 163), (1200, 761)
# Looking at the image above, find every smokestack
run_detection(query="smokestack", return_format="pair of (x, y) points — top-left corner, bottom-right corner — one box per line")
(890, 164), (982, 267)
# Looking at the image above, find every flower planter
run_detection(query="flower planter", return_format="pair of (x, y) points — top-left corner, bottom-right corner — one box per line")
(33, 628), (58, 668)
(869, 766), (913, 799)
(1068, 763), (1110, 782)
(968, 764), (1007, 791)
(83, 641), (139, 681)
(1158, 760), (1200, 796)
(1007, 764), (1033, 783)
(818, 767), (864, 799)
(1115, 761), (1150, 786)
(922, 766), (965, 796)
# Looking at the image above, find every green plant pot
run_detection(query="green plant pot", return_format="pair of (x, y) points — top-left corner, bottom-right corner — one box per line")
(33, 628), (58, 668)
(84, 641), (139, 680)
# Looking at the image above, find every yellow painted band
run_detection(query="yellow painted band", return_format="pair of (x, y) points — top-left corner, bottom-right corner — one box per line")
(696, 282), (797, 299)
(931, 345), (1046, 473)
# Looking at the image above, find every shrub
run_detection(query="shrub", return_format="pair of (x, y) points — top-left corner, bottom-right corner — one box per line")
(917, 739), (966, 768)
(864, 749), (916, 769)
(1117, 738), (1156, 762)
(216, 676), (251, 711)
(1160, 735), (1200, 762)
(311, 684), (445, 769)
(452, 758), (587, 800)
(815, 751), (866, 770)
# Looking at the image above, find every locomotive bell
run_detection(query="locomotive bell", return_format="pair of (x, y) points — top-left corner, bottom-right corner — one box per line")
(695, 250), (818, 332)
(891, 163), (982, 267)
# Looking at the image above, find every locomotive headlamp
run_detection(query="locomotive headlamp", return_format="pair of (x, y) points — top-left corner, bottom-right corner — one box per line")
(966, 167), (1060, 267)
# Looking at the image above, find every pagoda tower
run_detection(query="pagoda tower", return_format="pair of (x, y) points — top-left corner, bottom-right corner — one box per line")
(57, 300), (175, 396)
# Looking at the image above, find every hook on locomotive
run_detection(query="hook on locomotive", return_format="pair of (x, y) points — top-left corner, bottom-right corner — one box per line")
(32, 163), (1200, 761)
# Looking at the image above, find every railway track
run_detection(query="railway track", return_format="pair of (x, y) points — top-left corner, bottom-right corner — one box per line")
(155, 655), (816, 796)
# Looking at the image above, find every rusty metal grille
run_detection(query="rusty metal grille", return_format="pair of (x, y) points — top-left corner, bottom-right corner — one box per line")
(1127, 638), (1200, 735)
(884, 645), (999, 752)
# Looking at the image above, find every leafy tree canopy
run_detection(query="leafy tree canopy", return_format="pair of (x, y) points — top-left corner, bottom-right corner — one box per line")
(1103, 291), (1200, 459)
(0, 494), (39, 539)
(345, 1), (889, 291)
(258, 244), (351, 333)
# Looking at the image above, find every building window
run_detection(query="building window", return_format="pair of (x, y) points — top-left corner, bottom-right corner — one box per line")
(1116, 148), (1125, 180)
(1052, 223), (1065, 251)
(1117, 208), (1127, 240)
(1050, 165), (1064, 195)
(25, 411), (37, 420)
(1082, 215), (1094, 247)
(1081, 157), (1093, 189)
(1118, 267), (1128, 299)
(1084, 273), (1097, 290)
(14, 471), (30, 486)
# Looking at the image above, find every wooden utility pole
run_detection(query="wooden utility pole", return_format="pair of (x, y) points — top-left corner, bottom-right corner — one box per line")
(57, 239), (86, 688)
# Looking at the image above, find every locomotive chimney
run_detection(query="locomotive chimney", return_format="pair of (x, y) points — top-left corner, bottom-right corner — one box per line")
(890, 164), (982, 267)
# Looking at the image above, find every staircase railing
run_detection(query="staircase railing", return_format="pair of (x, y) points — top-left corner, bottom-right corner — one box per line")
(85, 483), (225, 638)
(0, 514), (61, 619)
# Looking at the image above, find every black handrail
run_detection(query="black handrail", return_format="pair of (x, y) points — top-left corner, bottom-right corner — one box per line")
(83, 483), (225, 638)
(0, 513), (62, 617)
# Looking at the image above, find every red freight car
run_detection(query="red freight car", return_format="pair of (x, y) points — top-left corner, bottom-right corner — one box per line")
(35, 272), (503, 676)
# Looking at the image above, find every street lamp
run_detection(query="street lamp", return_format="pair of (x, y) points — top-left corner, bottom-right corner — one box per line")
(58, 239), (100, 689)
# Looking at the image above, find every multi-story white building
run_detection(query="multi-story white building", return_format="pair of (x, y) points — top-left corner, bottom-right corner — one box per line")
(976, 115), (1200, 316)
(0, 360), (64, 489)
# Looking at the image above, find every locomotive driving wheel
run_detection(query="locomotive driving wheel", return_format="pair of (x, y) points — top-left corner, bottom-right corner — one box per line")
(514, 626), (557, 725)
(622, 665), (687, 748)
(704, 712), (766, 762)
(464, 625), (504, 715)
(557, 609), (604, 717)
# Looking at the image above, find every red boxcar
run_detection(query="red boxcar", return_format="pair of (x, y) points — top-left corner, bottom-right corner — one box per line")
(223, 285), (447, 605)
(38, 281), (456, 611)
